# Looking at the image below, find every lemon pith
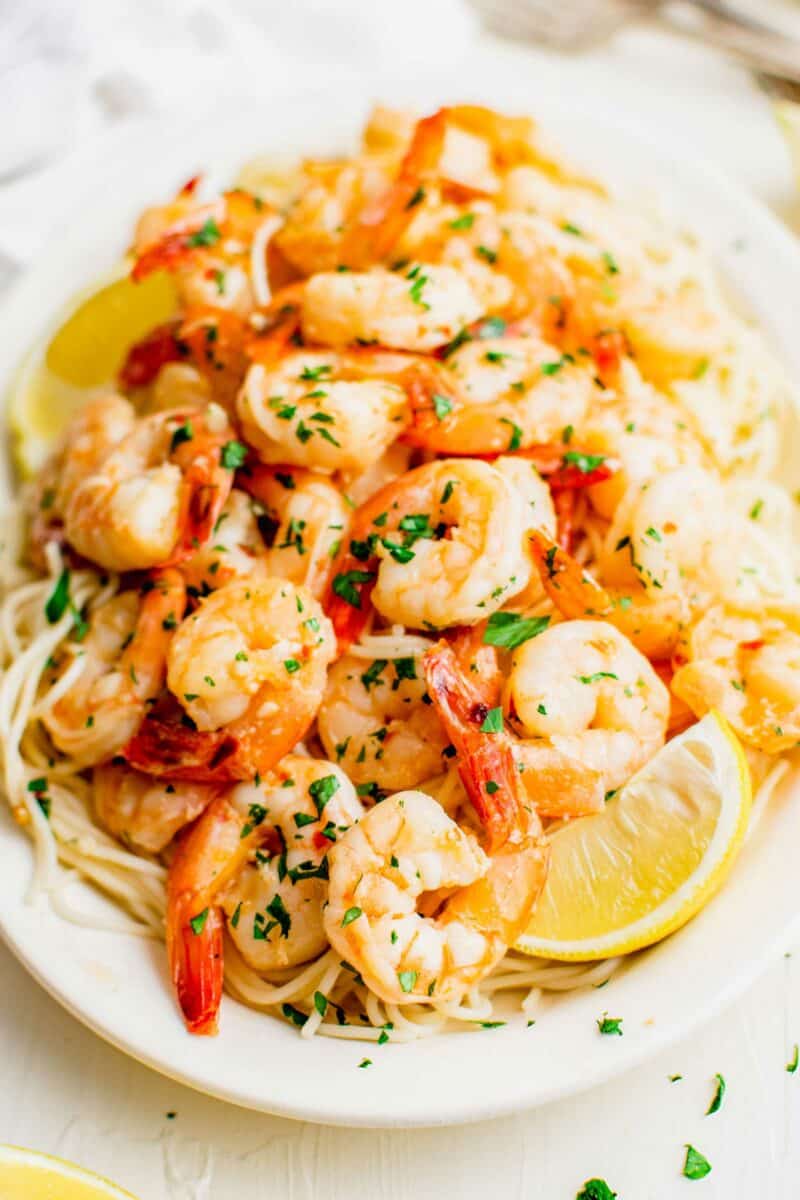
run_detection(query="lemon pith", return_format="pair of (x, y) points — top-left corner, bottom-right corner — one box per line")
(516, 712), (752, 961)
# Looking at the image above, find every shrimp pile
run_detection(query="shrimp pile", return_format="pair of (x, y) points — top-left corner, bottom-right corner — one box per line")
(2, 103), (797, 1044)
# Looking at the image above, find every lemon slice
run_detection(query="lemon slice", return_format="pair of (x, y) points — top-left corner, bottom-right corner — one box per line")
(0, 1145), (138, 1199)
(516, 712), (752, 961)
(8, 270), (177, 478)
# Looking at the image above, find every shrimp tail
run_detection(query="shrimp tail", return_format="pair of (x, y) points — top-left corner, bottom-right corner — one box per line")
(529, 528), (612, 618)
(167, 891), (224, 1035)
(163, 412), (236, 565)
(123, 717), (242, 783)
(118, 322), (184, 390)
(340, 109), (448, 268)
(423, 642), (522, 853)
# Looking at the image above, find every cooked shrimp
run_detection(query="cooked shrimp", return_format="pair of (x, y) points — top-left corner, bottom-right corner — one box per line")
(94, 762), (217, 854)
(402, 336), (595, 456)
(504, 619), (670, 814)
(42, 570), (186, 767)
(530, 527), (690, 661)
(124, 578), (335, 782)
(132, 187), (277, 317)
(317, 653), (448, 791)
(29, 393), (136, 566)
(166, 757), (363, 1033)
(325, 458), (533, 650)
(324, 789), (548, 1004)
(239, 463), (350, 599)
(300, 265), (482, 353)
(237, 349), (409, 474)
(220, 758), (365, 972)
(62, 398), (237, 572)
(672, 608), (800, 754)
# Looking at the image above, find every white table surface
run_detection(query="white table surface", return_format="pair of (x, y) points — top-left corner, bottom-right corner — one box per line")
(2, 12), (800, 1199)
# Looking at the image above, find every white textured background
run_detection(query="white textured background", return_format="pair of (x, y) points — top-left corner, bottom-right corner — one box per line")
(2, 2), (800, 1196)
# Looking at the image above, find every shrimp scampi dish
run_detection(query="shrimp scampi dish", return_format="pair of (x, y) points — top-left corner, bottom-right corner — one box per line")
(1, 104), (798, 1046)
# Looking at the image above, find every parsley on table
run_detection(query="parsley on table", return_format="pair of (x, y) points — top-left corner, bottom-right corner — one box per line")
(483, 611), (550, 650)
(682, 1145), (712, 1180)
(787, 1044), (799, 1073)
(575, 1181), (617, 1200)
(596, 1014), (623, 1036)
(706, 1073), (725, 1115)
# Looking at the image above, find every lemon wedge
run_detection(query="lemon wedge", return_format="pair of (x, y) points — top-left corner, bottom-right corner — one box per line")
(0, 1145), (138, 1199)
(8, 270), (177, 478)
(516, 712), (752, 961)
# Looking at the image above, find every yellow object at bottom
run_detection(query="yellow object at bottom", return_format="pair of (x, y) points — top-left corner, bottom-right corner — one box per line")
(0, 1146), (137, 1199)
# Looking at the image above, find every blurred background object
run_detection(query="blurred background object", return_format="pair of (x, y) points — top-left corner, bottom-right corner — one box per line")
(469, 0), (800, 82)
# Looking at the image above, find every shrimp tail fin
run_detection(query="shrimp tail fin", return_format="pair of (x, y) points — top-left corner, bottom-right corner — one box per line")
(529, 528), (612, 619)
(423, 642), (521, 853)
(123, 717), (242, 783)
(167, 892), (224, 1035)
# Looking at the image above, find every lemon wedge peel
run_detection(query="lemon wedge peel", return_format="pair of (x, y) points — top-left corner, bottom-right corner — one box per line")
(0, 1144), (139, 1200)
(516, 712), (752, 962)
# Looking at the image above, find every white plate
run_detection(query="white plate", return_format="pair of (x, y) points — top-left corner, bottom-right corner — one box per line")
(1, 77), (799, 1128)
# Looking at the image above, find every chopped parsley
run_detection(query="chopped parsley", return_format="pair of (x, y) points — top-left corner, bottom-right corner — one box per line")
(706, 1073), (725, 1115)
(341, 906), (362, 927)
(575, 1182), (617, 1200)
(483, 611), (550, 650)
(282, 1003), (308, 1028)
(332, 570), (375, 608)
(186, 217), (221, 247)
(579, 672), (618, 685)
(309, 774), (340, 816)
(189, 908), (209, 936)
(682, 1145), (712, 1180)
(169, 421), (193, 452)
(787, 1044), (799, 1073)
(562, 451), (606, 474)
(449, 212), (475, 231)
(500, 417), (522, 451)
(596, 1014), (623, 1036)
(44, 569), (71, 624)
(398, 970), (418, 994)
(220, 440), (247, 470)
(480, 706), (503, 733)
(432, 392), (453, 420)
